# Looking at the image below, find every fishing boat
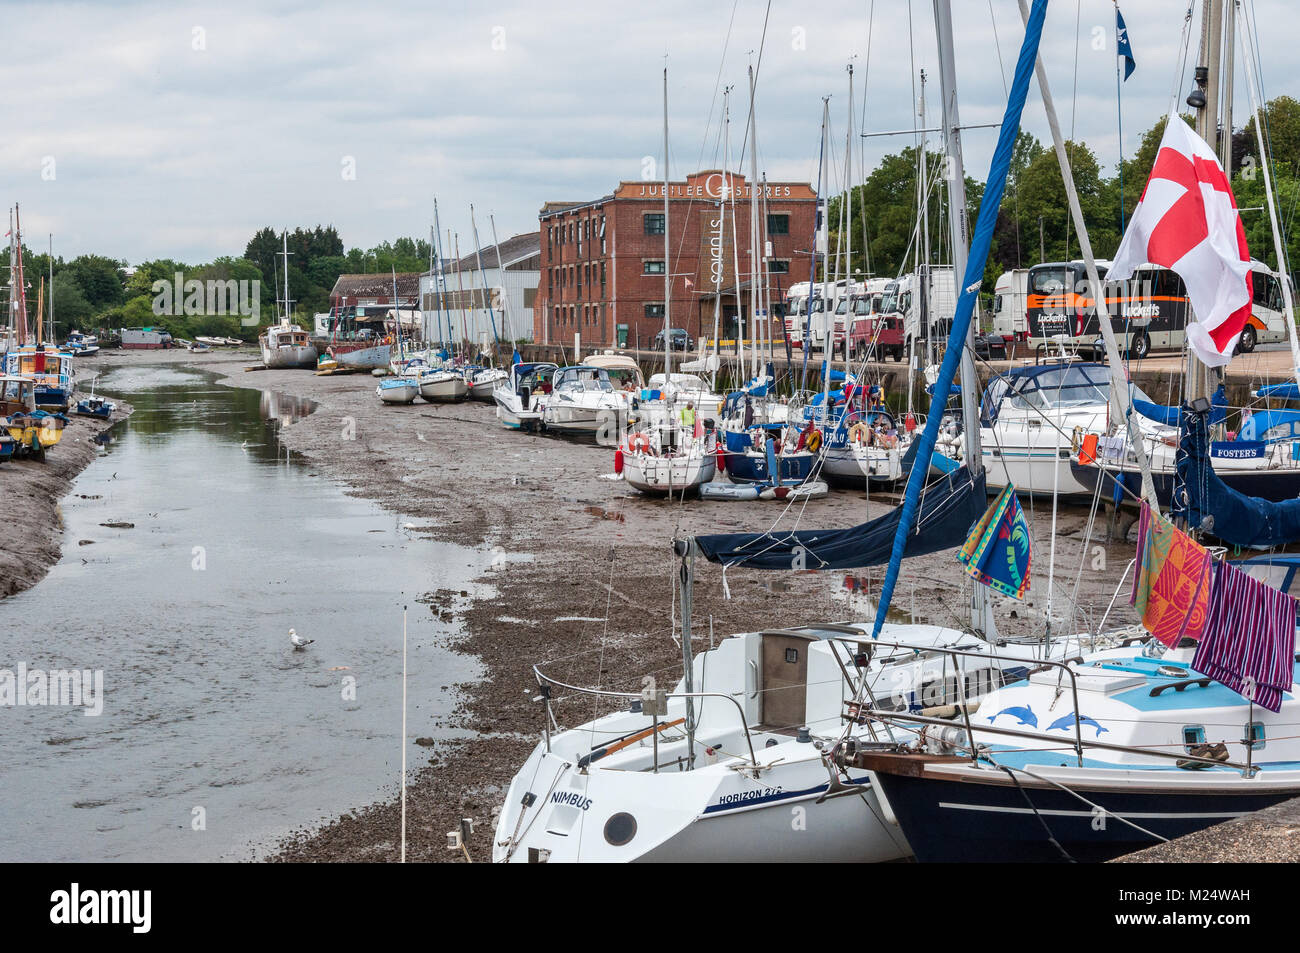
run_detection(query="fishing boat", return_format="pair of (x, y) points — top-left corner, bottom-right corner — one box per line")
(616, 421), (718, 496)
(259, 323), (317, 368)
(3, 409), (66, 460)
(0, 376), (37, 417)
(258, 233), (318, 369)
(494, 362), (557, 430)
(3, 344), (74, 412)
(332, 341), (391, 370)
(74, 376), (115, 420)
(376, 376), (419, 405)
(64, 330), (99, 356)
(195, 336), (227, 348)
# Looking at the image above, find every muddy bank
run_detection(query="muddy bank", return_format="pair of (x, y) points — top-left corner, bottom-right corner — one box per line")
(90, 349), (1144, 862)
(0, 376), (132, 600)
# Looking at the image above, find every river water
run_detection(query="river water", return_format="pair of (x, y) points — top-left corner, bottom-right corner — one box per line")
(0, 365), (486, 861)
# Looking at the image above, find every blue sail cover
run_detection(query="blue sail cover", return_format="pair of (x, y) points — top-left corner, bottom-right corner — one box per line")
(871, 0), (1049, 638)
(1256, 382), (1300, 400)
(1175, 406), (1300, 547)
(695, 467), (987, 570)
(1133, 383), (1225, 426)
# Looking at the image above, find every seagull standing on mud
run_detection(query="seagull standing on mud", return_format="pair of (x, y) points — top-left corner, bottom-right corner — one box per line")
(289, 628), (314, 650)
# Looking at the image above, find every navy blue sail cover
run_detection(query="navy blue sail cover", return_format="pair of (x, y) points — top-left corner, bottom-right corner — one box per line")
(1176, 407), (1300, 547)
(695, 467), (987, 570)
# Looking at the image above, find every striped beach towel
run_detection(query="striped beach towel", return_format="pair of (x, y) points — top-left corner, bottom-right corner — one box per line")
(1193, 561), (1296, 713)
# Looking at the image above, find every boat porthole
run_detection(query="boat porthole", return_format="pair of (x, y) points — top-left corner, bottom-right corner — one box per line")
(603, 812), (637, 846)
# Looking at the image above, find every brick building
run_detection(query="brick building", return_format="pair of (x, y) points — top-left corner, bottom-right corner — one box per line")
(534, 171), (817, 348)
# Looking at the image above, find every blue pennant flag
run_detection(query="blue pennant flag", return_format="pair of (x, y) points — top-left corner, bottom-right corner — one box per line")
(512, 348), (522, 365)
(957, 484), (1032, 600)
(1116, 8), (1136, 81)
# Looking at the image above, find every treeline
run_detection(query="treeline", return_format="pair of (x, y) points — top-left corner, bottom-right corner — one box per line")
(0, 226), (437, 342)
(828, 96), (1300, 291)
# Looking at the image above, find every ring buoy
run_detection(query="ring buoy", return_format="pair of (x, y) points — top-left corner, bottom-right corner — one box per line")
(848, 421), (869, 445)
(806, 429), (823, 453)
(628, 432), (651, 454)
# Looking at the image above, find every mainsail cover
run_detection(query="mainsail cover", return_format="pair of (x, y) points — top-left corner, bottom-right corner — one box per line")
(1133, 383), (1226, 426)
(695, 467), (986, 571)
(871, 0), (1049, 638)
(1176, 406), (1300, 547)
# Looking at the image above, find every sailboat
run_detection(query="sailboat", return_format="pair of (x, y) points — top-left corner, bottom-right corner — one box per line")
(259, 232), (318, 369)
(616, 68), (718, 495)
(493, 1), (1080, 862)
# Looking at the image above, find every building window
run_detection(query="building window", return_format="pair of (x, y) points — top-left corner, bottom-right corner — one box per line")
(645, 303), (665, 319)
(644, 213), (665, 235)
(769, 260), (790, 274)
(767, 213), (790, 235)
(643, 260), (666, 275)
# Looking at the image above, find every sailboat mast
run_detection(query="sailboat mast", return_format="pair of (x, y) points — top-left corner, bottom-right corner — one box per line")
(662, 66), (672, 386)
(14, 205), (27, 346)
(489, 213), (512, 347)
(470, 204), (500, 357)
(844, 62), (855, 386)
(48, 234), (54, 344)
(934, 0), (988, 637)
(1188, 0), (1225, 406)
(433, 198), (450, 352)
(747, 64), (762, 380)
(1237, 0), (1300, 384)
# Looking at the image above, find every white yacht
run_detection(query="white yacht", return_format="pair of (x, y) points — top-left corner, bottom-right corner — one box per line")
(494, 362), (557, 430)
(540, 365), (629, 438)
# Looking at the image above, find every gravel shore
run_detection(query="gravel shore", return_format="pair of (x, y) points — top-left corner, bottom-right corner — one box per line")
(0, 377), (132, 600)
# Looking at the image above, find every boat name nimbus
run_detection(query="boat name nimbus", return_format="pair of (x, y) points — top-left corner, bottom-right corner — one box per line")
(149, 274), (260, 325)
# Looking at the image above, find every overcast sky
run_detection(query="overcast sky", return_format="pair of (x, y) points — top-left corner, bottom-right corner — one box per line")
(1, 0), (1292, 266)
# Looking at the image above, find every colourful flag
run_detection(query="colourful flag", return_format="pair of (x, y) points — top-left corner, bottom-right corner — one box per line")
(957, 485), (1032, 599)
(1116, 8), (1136, 81)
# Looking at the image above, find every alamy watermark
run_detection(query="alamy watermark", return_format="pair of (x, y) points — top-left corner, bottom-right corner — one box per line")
(152, 272), (261, 326)
(0, 662), (103, 716)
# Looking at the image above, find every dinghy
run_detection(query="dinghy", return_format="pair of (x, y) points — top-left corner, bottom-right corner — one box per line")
(376, 377), (418, 404)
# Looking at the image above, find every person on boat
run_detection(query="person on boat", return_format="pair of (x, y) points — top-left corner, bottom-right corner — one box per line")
(796, 417), (816, 451)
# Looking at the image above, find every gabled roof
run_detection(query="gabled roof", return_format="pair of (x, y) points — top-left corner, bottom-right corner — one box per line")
(439, 232), (540, 275)
(329, 273), (423, 299)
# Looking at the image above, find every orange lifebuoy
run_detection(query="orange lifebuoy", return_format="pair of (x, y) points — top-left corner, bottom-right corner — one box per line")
(628, 432), (651, 454)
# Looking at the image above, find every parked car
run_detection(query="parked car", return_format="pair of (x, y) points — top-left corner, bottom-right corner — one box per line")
(972, 332), (1008, 361)
(652, 328), (695, 351)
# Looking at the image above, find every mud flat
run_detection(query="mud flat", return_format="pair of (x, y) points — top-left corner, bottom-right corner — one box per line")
(0, 386), (132, 600)
(86, 349), (1144, 862)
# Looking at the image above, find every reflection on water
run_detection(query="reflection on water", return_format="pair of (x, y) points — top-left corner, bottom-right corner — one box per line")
(0, 365), (487, 861)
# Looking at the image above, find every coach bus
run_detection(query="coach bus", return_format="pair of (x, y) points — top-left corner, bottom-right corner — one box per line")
(1024, 258), (1289, 359)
